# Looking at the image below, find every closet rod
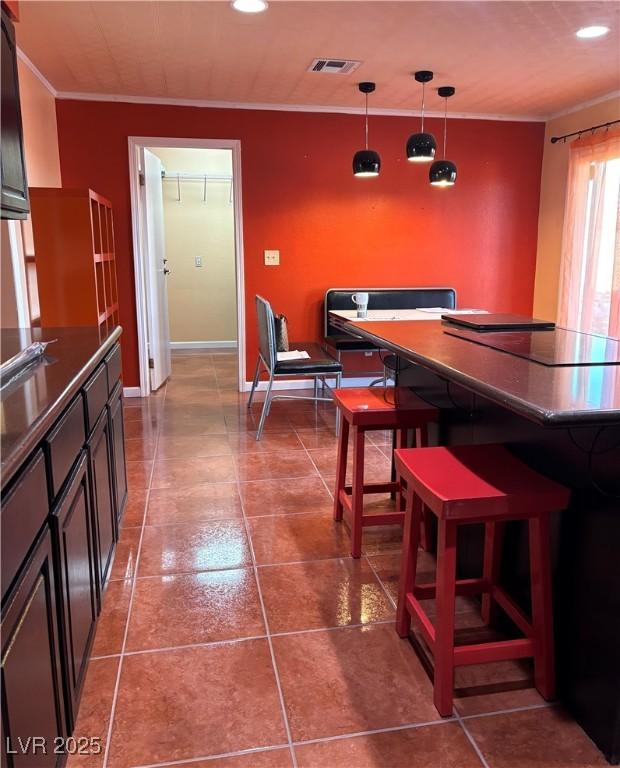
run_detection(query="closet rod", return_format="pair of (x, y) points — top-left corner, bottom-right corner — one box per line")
(161, 172), (232, 181)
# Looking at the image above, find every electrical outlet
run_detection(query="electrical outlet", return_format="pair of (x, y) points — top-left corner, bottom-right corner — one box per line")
(264, 250), (280, 266)
(195, 256), (203, 267)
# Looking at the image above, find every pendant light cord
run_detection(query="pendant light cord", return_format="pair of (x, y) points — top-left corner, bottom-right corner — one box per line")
(420, 81), (425, 133)
(365, 92), (369, 150)
(442, 97), (448, 158)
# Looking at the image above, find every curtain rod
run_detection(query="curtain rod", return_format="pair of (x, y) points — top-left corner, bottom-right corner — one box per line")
(550, 119), (620, 144)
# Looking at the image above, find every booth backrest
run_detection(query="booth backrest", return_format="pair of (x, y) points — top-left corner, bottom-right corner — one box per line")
(323, 287), (457, 337)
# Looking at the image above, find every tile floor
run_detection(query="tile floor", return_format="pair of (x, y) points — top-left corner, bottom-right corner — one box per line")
(70, 351), (608, 768)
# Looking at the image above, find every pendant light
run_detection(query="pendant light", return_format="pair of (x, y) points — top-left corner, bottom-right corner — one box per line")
(406, 70), (436, 163)
(353, 82), (381, 177)
(429, 86), (457, 187)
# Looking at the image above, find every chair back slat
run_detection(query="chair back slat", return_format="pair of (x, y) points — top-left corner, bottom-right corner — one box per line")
(255, 295), (276, 372)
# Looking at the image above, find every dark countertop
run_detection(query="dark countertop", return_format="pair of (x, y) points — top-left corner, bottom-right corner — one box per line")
(334, 318), (620, 426)
(1, 326), (122, 486)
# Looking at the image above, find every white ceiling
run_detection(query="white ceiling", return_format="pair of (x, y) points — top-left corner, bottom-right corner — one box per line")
(16, 1), (620, 119)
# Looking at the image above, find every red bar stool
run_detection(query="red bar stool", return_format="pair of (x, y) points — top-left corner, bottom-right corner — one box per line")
(394, 444), (570, 717)
(332, 387), (438, 558)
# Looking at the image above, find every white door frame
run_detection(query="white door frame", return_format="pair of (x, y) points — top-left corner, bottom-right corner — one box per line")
(128, 136), (246, 396)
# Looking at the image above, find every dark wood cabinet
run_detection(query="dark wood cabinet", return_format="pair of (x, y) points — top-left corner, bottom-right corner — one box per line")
(1, 526), (67, 767)
(88, 410), (117, 590)
(108, 384), (127, 524)
(1, 330), (126, 762)
(51, 452), (98, 728)
(0, 7), (29, 220)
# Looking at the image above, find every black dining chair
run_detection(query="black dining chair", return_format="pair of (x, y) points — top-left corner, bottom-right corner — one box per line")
(248, 295), (343, 439)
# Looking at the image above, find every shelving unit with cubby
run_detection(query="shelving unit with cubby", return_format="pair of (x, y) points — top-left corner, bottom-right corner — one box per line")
(29, 188), (120, 338)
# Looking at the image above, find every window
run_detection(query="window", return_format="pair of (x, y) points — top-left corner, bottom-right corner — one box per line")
(558, 131), (620, 339)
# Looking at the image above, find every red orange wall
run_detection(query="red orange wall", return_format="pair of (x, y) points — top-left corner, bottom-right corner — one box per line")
(55, 100), (545, 387)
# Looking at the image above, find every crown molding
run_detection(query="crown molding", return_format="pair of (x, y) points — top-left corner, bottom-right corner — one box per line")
(16, 47), (58, 97)
(54, 89), (545, 123)
(546, 90), (620, 121)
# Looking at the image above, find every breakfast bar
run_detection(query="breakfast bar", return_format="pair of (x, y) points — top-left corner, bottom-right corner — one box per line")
(330, 311), (620, 763)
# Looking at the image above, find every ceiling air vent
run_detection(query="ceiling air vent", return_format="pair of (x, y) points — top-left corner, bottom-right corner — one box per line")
(308, 58), (362, 75)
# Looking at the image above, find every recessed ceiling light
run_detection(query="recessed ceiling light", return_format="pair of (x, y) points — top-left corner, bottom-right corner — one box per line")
(576, 25), (610, 39)
(231, 0), (268, 12)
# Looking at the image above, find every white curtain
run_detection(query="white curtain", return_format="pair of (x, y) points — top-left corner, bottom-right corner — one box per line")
(557, 130), (620, 338)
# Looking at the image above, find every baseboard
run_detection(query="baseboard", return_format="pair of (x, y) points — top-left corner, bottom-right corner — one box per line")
(243, 376), (376, 392)
(169, 341), (237, 350)
(123, 386), (142, 398)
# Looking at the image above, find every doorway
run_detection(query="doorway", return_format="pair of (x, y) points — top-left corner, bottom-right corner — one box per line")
(128, 137), (246, 396)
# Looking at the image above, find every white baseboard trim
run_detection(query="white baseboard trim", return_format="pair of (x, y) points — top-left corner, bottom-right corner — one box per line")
(243, 376), (376, 392)
(123, 386), (142, 398)
(170, 340), (237, 350)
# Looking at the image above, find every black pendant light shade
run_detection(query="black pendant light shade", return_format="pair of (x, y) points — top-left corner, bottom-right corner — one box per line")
(429, 86), (457, 187)
(353, 82), (380, 177)
(407, 70), (436, 163)
(406, 132), (436, 163)
(429, 160), (457, 186)
(353, 149), (381, 176)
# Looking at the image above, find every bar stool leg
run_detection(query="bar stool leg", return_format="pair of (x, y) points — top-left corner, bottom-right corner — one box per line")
(396, 488), (422, 637)
(395, 429), (407, 512)
(434, 519), (457, 717)
(416, 425), (433, 553)
(529, 514), (556, 700)
(333, 414), (349, 522)
(481, 521), (505, 626)
(350, 426), (365, 558)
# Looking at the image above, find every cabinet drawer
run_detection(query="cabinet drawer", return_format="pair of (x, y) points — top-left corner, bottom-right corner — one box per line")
(45, 395), (86, 499)
(83, 363), (108, 433)
(105, 343), (122, 394)
(1, 450), (48, 598)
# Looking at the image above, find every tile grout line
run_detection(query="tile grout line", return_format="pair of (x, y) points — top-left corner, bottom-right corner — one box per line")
(107, 552), (400, 583)
(364, 554), (399, 611)
(233, 392), (299, 768)
(129, 716), (459, 768)
(453, 709), (491, 768)
(90, 618), (398, 663)
(291, 716), (456, 747)
(130, 743), (291, 768)
(101, 377), (168, 768)
(290, 423), (337, 502)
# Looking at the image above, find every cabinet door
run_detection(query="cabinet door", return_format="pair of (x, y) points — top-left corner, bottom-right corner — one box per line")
(0, 8), (29, 219)
(51, 451), (98, 728)
(108, 384), (127, 524)
(88, 410), (117, 591)
(1, 526), (66, 767)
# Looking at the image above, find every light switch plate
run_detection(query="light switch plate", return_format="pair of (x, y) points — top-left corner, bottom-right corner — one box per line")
(195, 256), (203, 267)
(264, 250), (280, 266)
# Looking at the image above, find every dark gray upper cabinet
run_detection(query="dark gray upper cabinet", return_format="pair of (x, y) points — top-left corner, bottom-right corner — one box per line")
(1, 7), (29, 220)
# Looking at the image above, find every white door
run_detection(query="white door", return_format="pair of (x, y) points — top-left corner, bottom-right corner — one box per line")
(141, 148), (172, 390)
